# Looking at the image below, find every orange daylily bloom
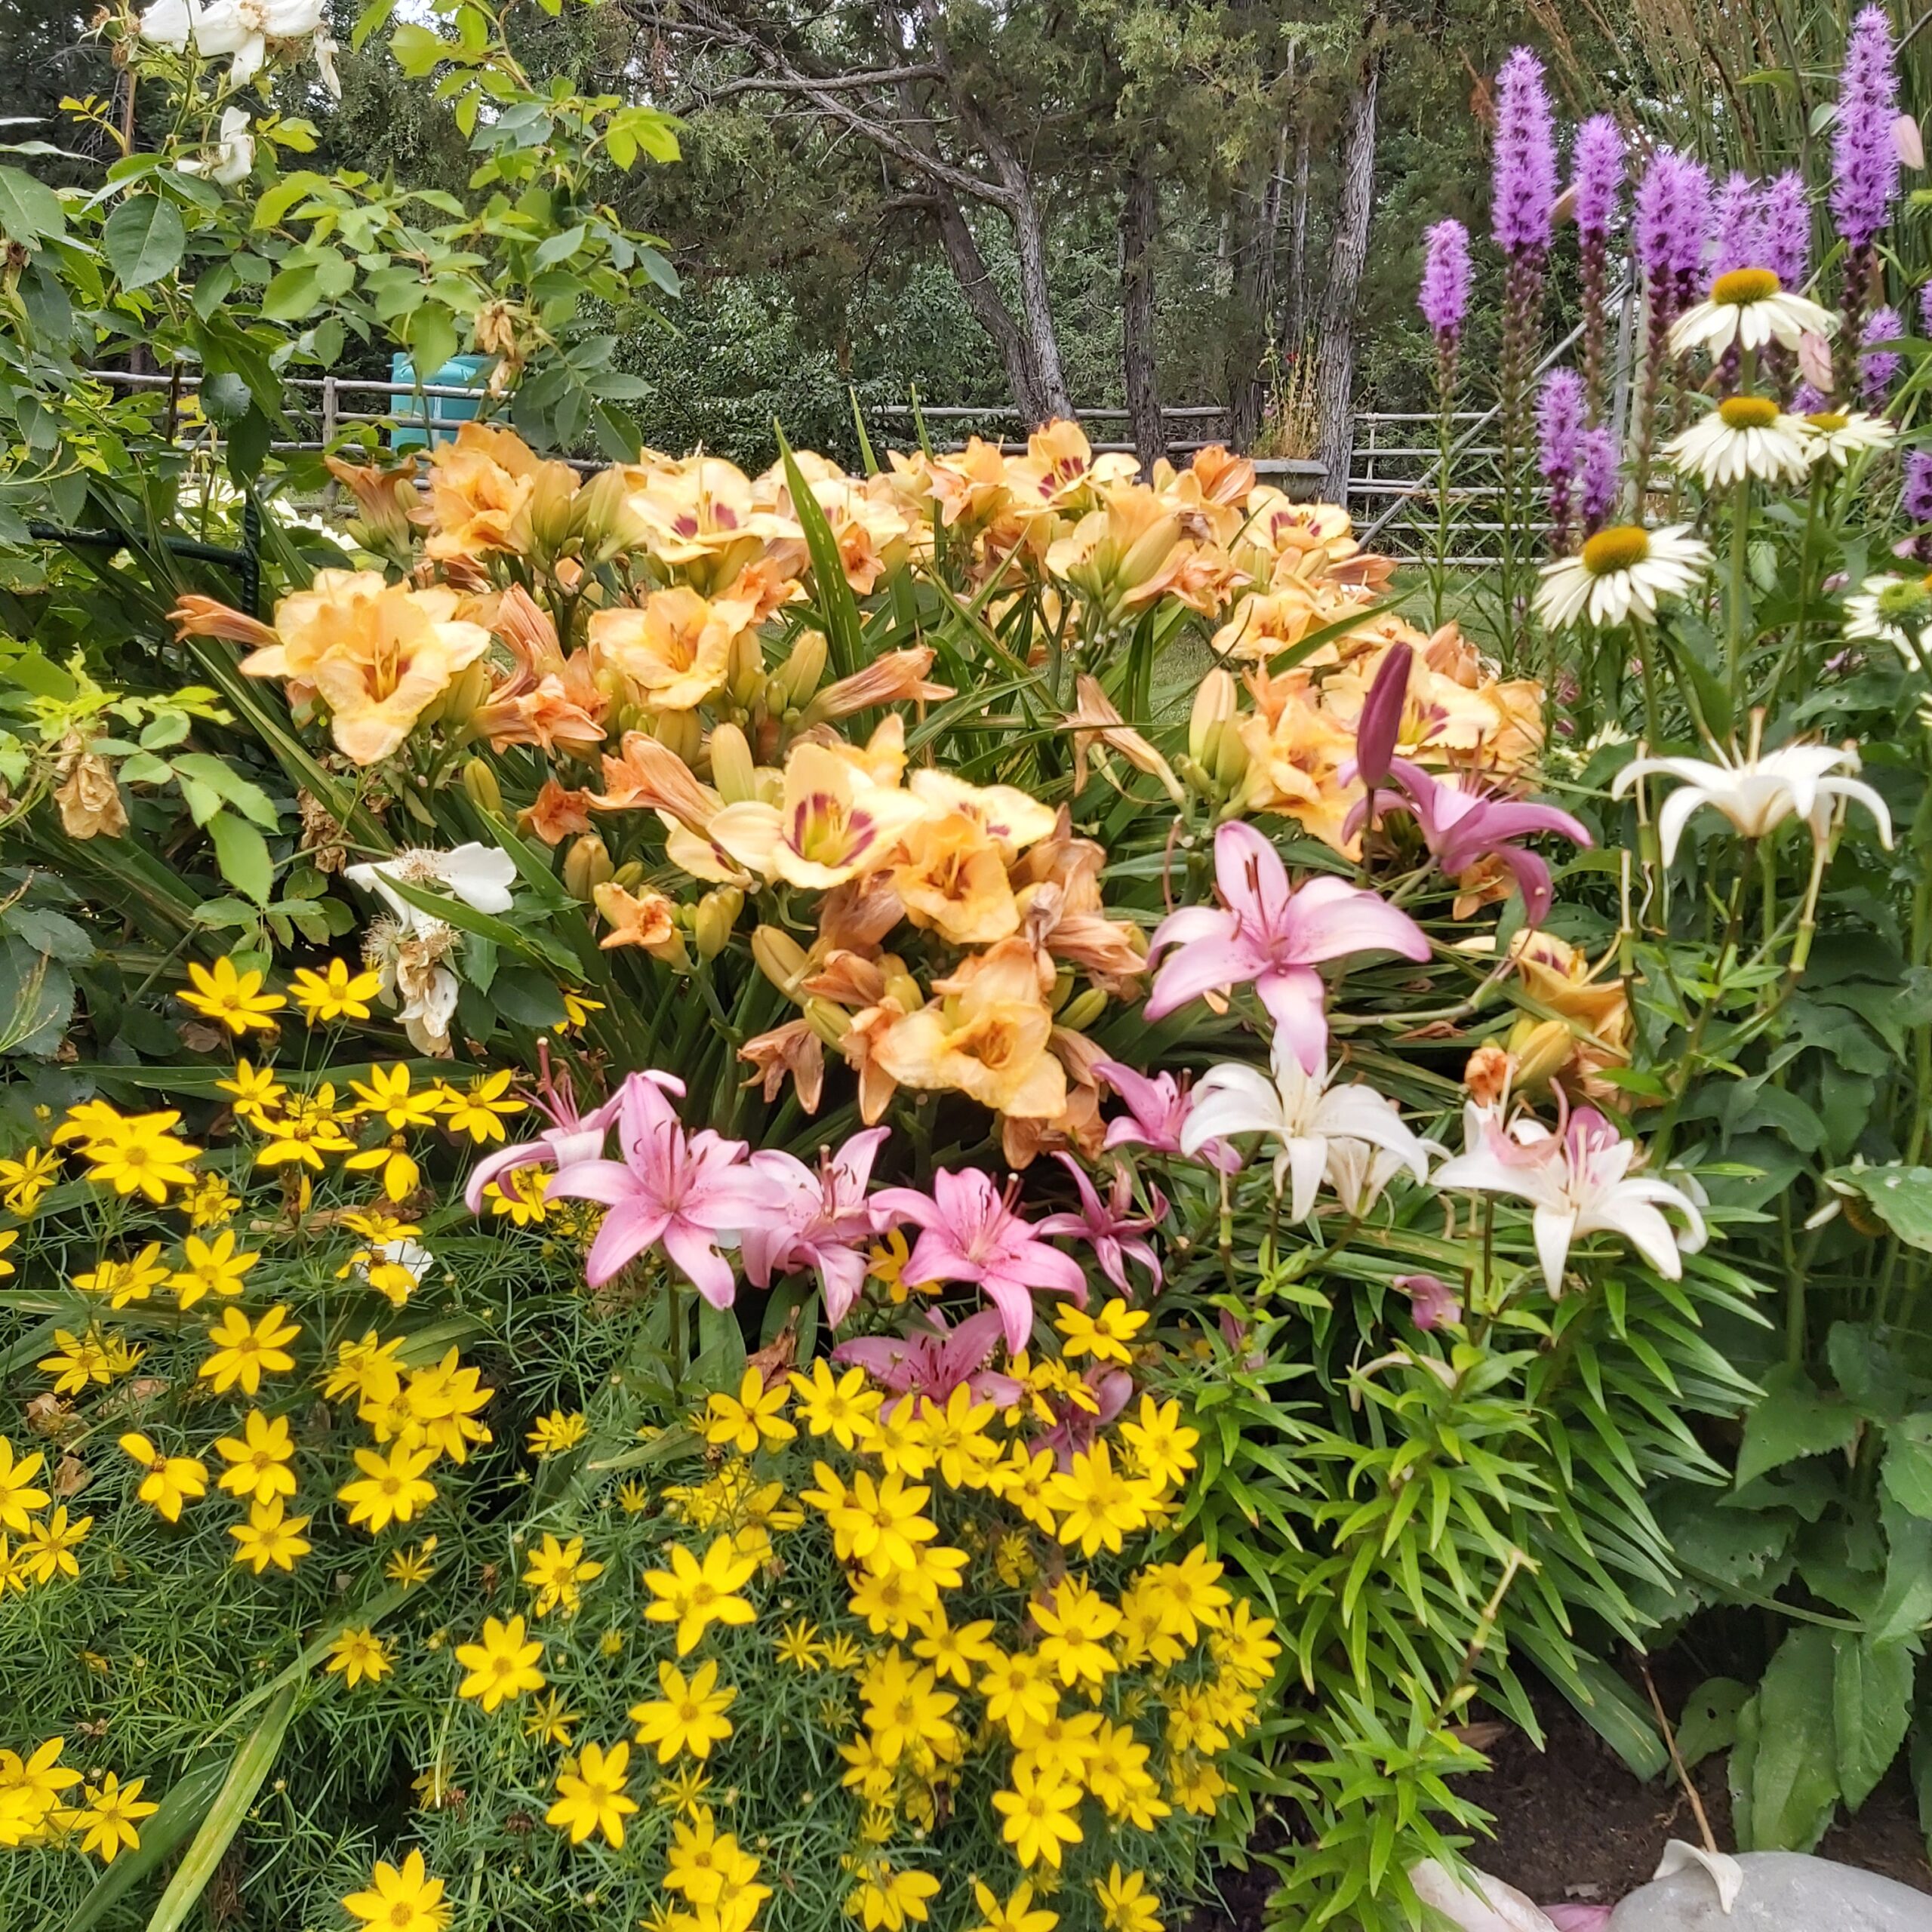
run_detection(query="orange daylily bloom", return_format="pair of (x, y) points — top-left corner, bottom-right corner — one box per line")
(588, 586), (758, 714)
(424, 421), (578, 562)
(592, 881), (681, 955)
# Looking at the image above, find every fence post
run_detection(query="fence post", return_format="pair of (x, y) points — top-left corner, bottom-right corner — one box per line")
(321, 374), (338, 449)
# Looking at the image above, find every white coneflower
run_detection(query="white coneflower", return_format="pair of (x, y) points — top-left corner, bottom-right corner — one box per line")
(1665, 395), (1811, 489)
(1798, 409), (1896, 469)
(1844, 571), (1932, 672)
(1534, 524), (1711, 630)
(1669, 268), (1838, 360)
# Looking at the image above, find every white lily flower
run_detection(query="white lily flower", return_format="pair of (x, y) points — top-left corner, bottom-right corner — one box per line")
(1325, 1131), (1447, 1217)
(1180, 1038), (1433, 1221)
(346, 842), (518, 934)
(1433, 1106), (1706, 1294)
(140, 0), (329, 90)
(1611, 742), (1893, 863)
(177, 106), (254, 186)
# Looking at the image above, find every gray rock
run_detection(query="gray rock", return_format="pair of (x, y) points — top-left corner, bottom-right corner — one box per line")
(1607, 1852), (1932, 1932)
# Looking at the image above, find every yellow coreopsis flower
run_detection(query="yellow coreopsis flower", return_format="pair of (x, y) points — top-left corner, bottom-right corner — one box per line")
(801, 1463), (935, 1574)
(180, 957), (285, 1035)
(36, 1328), (116, 1396)
(288, 958), (383, 1026)
(78, 1773), (158, 1863)
(117, 1434), (208, 1523)
(215, 1057), (287, 1125)
(252, 1088), (355, 1170)
(1032, 1575), (1122, 1691)
(325, 1626), (394, 1690)
(168, 1229), (260, 1310)
(386, 1540), (438, 1588)
(338, 1442), (438, 1534)
(641, 1536), (758, 1655)
(0, 1737), (82, 1847)
(438, 1069), (525, 1143)
(228, 1500), (311, 1574)
(1094, 1865), (1163, 1932)
(1116, 1395), (1198, 1491)
(1054, 1299), (1148, 1366)
(521, 1531), (604, 1617)
(992, 1758), (1083, 1870)
(1045, 1441), (1154, 1557)
(21, 1505), (90, 1583)
(79, 1111), (200, 1202)
(545, 1739), (638, 1847)
(485, 1167), (549, 1226)
(73, 1242), (168, 1310)
(322, 1331), (406, 1407)
(847, 1860), (942, 1931)
(700, 1367), (796, 1455)
(969, 1879), (1060, 1932)
(0, 1146), (60, 1214)
(349, 1064), (448, 1134)
(199, 1305), (300, 1396)
(342, 1849), (451, 1932)
(629, 1658), (738, 1763)
(521, 1690), (578, 1748)
(772, 1618), (825, 1672)
(0, 1439), (48, 1535)
(454, 1614), (545, 1711)
(525, 1410), (587, 1458)
(786, 1359), (881, 1451)
(211, 1410), (296, 1506)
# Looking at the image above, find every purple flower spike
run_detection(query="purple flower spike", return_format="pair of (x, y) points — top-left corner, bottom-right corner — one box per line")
(1355, 641), (1414, 791)
(1761, 173), (1811, 291)
(1492, 47), (1558, 260)
(1833, 5), (1901, 252)
(1577, 426), (1620, 533)
(1712, 171), (1764, 278)
(1792, 382), (1832, 417)
(1862, 305), (1905, 405)
(1635, 151), (1713, 297)
(1538, 369), (1586, 479)
(1571, 115), (1623, 244)
(1905, 450), (1932, 527)
(1420, 218), (1472, 340)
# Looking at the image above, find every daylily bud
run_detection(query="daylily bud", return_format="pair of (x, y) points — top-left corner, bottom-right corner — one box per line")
(612, 860), (648, 891)
(881, 964), (923, 1011)
(727, 627), (765, 705)
(802, 996), (851, 1045)
(562, 833), (614, 901)
(652, 709), (702, 766)
(777, 630), (827, 706)
(751, 924), (811, 996)
(708, 723), (757, 803)
(1355, 642), (1413, 789)
(516, 460), (582, 564)
(1506, 1017), (1574, 1094)
(461, 757), (503, 818)
(1058, 986), (1107, 1032)
(1050, 965), (1077, 1012)
(571, 466), (645, 565)
(1189, 668), (1237, 764)
(1214, 722), (1250, 792)
(423, 660), (490, 737)
(693, 886), (743, 959)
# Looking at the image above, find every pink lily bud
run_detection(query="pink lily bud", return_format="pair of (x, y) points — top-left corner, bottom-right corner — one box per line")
(1355, 643), (1413, 789)
(1798, 330), (1835, 391)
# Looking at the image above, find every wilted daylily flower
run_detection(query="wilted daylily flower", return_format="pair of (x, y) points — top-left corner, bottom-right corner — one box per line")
(1180, 1037), (1433, 1221)
(1610, 741), (1892, 861)
(1344, 758), (1591, 927)
(1433, 1105), (1706, 1294)
(871, 1168), (1089, 1352)
(1145, 820), (1430, 1070)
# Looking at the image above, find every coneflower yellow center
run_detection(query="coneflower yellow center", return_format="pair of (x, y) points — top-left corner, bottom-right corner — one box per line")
(1718, 395), (1781, 431)
(1580, 525), (1652, 576)
(1712, 266), (1780, 306)
(1805, 411), (1849, 432)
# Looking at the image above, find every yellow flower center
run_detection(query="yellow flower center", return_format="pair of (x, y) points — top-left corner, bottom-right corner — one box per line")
(1806, 411), (1849, 432)
(1718, 395), (1780, 431)
(1580, 526), (1652, 577)
(1712, 266), (1780, 306)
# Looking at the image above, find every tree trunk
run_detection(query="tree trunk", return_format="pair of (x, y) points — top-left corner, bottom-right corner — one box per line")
(1283, 112), (1312, 348)
(1227, 118), (1289, 451)
(1009, 190), (1075, 423)
(1314, 35), (1381, 506)
(1121, 146), (1164, 474)
(926, 188), (1049, 424)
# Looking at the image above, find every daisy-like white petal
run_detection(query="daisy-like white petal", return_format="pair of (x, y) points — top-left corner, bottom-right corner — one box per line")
(1669, 268), (1838, 360)
(1797, 409), (1895, 469)
(1844, 571), (1932, 672)
(1665, 395), (1811, 490)
(1534, 524), (1710, 630)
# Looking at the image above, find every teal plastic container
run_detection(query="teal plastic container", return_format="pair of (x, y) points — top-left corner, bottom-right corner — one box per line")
(389, 352), (490, 451)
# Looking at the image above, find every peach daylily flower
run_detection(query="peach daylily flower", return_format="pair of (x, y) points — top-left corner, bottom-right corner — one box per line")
(873, 937), (1066, 1120)
(709, 741), (928, 891)
(238, 571), (492, 766)
(892, 811), (1022, 946)
(425, 421), (577, 562)
(520, 779), (595, 847)
(592, 881), (681, 956)
(740, 1017), (825, 1113)
(1235, 681), (1362, 857)
(588, 587), (757, 715)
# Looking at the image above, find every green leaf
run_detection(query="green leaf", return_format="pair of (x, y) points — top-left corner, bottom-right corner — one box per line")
(1870, 1493), (1932, 1644)
(63, 1756), (228, 1932)
(1881, 1417), (1932, 1519)
(1828, 1165), (1932, 1254)
(1676, 1676), (1752, 1768)
(778, 429), (863, 681)
(1750, 1627), (1842, 1850)
(0, 165), (65, 244)
(408, 305), (459, 384)
(208, 811), (274, 907)
(1832, 1633), (1914, 1812)
(102, 193), (186, 289)
(143, 1684), (297, 1932)
(389, 20), (454, 73)
(169, 753), (281, 831)
(1734, 1364), (1860, 1487)
(259, 261), (321, 322)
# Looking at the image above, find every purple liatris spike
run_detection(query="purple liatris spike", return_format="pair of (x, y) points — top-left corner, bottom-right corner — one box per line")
(1921, 281), (1932, 334)
(1577, 426), (1620, 533)
(1905, 450), (1932, 526)
(1759, 173), (1812, 291)
(1419, 218), (1472, 340)
(1712, 172), (1764, 278)
(1833, 5), (1901, 252)
(1571, 115), (1623, 245)
(1862, 306), (1905, 404)
(1792, 382), (1832, 416)
(1635, 151), (1713, 300)
(1492, 47), (1558, 259)
(1538, 369), (1586, 478)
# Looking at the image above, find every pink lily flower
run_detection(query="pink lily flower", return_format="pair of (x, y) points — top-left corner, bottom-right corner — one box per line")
(1033, 1153), (1166, 1297)
(546, 1072), (783, 1304)
(1145, 820), (1430, 1070)
(1432, 1103), (1706, 1294)
(1094, 1059), (1240, 1175)
(1394, 1272), (1463, 1331)
(1343, 757), (1591, 927)
(832, 1306), (1020, 1406)
(1352, 641), (1413, 791)
(463, 1050), (682, 1212)
(871, 1168), (1089, 1352)
(742, 1127), (890, 1327)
